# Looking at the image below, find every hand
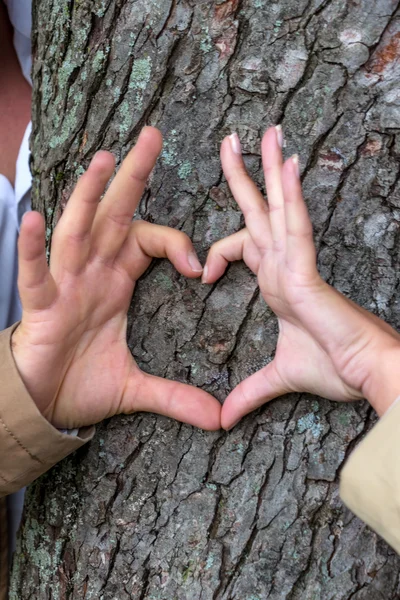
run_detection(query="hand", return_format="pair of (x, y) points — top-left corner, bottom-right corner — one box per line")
(205, 127), (400, 429)
(12, 127), (221, 431)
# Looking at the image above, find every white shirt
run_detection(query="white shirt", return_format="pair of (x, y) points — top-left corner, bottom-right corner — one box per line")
(2, 0), (33, 556)
(5, 0), (32, 85)
(0, 124), (31, 332)
(0, 0), (32, 332)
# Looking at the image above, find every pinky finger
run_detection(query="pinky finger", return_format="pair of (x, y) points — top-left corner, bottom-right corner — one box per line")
(282, 155), (316, 274)
(18, 212), (57, 311)
(281, 156), (316, 275)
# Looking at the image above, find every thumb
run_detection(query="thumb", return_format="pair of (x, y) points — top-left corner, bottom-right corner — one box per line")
(122, 369), (221, 431)
(221, 360), (289, 430)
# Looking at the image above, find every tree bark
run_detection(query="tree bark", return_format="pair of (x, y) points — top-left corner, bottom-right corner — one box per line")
(10, 0), (400, 598)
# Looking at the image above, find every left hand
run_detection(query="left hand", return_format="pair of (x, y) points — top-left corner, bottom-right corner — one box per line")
(12, 127), (221, 431)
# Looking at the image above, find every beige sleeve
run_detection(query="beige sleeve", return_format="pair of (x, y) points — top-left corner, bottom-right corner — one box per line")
(340, 397), (400, 554)
(0, 325), (94, 498)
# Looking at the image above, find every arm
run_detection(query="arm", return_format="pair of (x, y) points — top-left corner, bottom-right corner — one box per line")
(205, 126), (400, 550)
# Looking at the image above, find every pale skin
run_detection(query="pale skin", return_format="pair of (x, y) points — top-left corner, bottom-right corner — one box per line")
(10, 126), (400, 433)
(12, 127), (221, 431)
(204, 126), (400, 430)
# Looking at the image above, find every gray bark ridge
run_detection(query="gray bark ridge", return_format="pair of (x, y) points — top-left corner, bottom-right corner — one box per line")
(11, 0), (400, 599)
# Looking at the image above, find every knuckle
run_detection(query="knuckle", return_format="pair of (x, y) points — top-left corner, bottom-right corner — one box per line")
(175, 229), (190, 243)
(107, 211), (133, 230)
(129, 171), (147, 185)
(286, 226), (313, 239)
(130, 219), (145, 232)
(225, 165), (249, 184)
(208, 239), (225, 256)
(263, 163), (276, 178)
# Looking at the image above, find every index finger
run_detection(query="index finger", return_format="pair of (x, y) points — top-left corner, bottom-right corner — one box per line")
(220, 133), (272, 254)
(91, 127), (163, 262)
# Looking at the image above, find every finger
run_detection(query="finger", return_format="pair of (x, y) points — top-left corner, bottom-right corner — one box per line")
(262, 126), (286, 249)
(281, 155), (316, 275)
(92, 127), (163, 262)
(203, 228), (261, 284)
(18, 212), (57, 311)
(221, 361), (288, 430)
(221, 133), (272, 253)
(124, 370), (221, 431)
(116, 221), (204, 281)
(51, 151), (116, 275)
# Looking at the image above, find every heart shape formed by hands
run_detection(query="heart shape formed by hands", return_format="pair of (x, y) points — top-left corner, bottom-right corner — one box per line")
(12, 126), (400, 434)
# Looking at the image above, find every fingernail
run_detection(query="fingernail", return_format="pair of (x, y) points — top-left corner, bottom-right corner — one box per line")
(227, 419), (240, 431)
(275, 125), (283, 148)
(292, 154), (300, 178)
(229, 133), (242, 155)
(202, 265), (209, 283)
(188, 252), (203, 272)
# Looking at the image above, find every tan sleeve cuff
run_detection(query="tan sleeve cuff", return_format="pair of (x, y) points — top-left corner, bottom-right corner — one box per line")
(0, 324), (94, 497)
(340, 397), (400, 553)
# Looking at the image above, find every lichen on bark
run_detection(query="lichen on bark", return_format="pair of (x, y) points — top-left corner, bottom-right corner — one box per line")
(10, 0), (400, 598)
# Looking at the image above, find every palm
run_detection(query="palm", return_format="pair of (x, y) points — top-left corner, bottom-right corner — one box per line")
(274, 320), (359, 402)
(259, 249), (395, 399)
(19, 261), (134, 427)
(13, 128), (221, 431)
(253, 250), (362, 403)
(55, 323), (135, 427)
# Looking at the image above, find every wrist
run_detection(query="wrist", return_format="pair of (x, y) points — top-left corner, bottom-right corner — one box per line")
(363, 343), (400, 416)
(11, 324), (51, 419)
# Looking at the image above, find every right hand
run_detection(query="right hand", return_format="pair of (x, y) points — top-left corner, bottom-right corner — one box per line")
(12, 127), (221, 431)
(204, 127), (400, 430)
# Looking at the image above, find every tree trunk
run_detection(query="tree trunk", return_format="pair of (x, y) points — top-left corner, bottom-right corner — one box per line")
(10, 0), (400, 598)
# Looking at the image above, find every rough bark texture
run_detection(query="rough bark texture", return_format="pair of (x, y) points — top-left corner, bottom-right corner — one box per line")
(10, 0), (400, 598)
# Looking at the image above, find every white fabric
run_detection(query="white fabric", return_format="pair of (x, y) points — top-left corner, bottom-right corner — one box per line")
(2, 0), (33, 558)
(0, 0), (32, 333)
(0, 122), (31, 332)
(5, 0), (32, 84)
